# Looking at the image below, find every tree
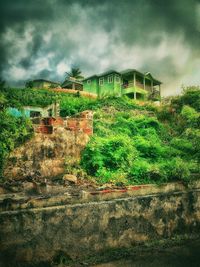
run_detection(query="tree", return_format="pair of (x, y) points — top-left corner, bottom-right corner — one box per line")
(65, 67), (84, 81)
(65, 67), (84, 90)
(25, 80), (34, 88)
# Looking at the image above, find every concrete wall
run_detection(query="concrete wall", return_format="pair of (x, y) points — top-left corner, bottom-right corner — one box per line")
(0, 182), (200, 266)
(9, 103), (59, 118)
(3, 129), (90, 180)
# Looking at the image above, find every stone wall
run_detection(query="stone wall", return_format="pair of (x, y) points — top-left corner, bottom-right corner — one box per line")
(0, 182), (200, 266)
(3, 128), (90, 181)
(32, 110), (93, 135)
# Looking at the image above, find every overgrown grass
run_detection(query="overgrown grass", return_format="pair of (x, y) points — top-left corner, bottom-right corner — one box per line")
(0, 86), (199, 185)
(80, 87), (200, 185)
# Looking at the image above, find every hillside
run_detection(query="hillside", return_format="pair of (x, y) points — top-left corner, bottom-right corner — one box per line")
(0, 86), (199, 185)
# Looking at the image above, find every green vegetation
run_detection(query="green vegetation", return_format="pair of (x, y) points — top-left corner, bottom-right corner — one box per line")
(0, 85), (199, 184)
(0, 100), (33, 178)
(80, 87), (200, 185)
(1, 87), (96, 114)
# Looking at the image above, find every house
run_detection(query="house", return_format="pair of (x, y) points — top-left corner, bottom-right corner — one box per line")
(30, 79), (60, 89)
(83, 69), (161, 100)
(83, 70), (121, 97)
(8, 103), (60, 118)
(61, 78), (83, 91)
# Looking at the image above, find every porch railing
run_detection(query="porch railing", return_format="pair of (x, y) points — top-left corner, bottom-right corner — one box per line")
(122, 82), (134, 89)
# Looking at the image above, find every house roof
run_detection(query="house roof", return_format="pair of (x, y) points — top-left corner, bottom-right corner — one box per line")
(32, 79), (60, 85)
(83, 70), (121, 81)
(98, 70), (121, 77)
(83, 75), (98, 81)
(83, 68), (162, 85)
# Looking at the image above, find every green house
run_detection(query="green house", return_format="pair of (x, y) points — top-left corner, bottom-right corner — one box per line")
(83, 70), (122, 97)
(83, 69), (162, 100)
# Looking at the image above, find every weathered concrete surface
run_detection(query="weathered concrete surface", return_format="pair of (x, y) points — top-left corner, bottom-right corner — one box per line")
(3, 129), (90, 181)
(0, 182), (200, 266)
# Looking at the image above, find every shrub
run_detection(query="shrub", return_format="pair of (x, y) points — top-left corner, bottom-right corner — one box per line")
(133, 135), (165, 160)
(159, 158), (190, 182)
(170, 138), (194, 155)
(171, 86), (200, 112)
(181, 105), (199, 128)
(0, 111), (33, 178)
(81, 135), (138, 177)
(128, 159), (152, 184)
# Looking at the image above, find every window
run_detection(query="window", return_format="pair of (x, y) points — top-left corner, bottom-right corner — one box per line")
(48, 109), (52, 117)
(30, 111), (41, 118)
(108, 75), (113, 83)
(87, 80), (91, 85)
(115, 75), (120, 83)
(99, 77), (104, 86)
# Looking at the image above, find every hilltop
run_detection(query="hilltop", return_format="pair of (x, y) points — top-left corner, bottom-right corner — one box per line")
(0, 86), (199, 187)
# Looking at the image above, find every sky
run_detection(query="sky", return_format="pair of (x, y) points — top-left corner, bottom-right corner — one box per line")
(0, 0), (200, 96)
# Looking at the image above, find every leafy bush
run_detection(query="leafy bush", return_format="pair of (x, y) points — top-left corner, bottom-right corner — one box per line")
(181, 105), (199, 127)
(170, 138), (194, 155)
(81, 135), (138, 178)
(128, 159), (152, 184)
(0, 110), (33, 178)
(133, 135), (165, 160)
(171, 86), (200, 112)
(159, 158), (190, 182)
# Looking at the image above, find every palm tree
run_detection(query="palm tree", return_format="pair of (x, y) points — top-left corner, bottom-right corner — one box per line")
(65, 67), (83, 80)
(65, 67), (84, 90)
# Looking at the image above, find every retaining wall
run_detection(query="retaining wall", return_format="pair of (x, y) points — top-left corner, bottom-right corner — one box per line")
(0, 182), (200, 266)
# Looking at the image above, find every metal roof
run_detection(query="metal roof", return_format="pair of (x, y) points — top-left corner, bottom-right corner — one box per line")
(83, 68), (162, 85)
(32, 79), (60, 85)
(83, 70), (121, 81)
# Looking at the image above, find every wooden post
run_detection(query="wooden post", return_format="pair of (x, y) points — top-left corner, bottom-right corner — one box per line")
(159, 84), (161, 101)
(133, 72), (136, 100)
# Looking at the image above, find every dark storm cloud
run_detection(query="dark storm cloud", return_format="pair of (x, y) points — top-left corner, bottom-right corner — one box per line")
(0, 0), (199, 94)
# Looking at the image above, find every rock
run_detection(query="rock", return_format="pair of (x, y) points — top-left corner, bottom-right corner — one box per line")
(63, 174), (77, 184)
(0, 186), (6, 194)
(22, 182), (37, 193)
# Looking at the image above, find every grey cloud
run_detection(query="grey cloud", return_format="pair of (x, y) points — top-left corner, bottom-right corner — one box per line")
(0, 0), (200, 95)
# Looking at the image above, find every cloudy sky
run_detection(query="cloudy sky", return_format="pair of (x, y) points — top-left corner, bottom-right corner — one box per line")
(0, 0), (200, 95)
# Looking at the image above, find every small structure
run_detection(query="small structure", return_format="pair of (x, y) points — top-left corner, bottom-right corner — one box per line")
(83, 69), (162, 100)
(65, 110), (93, 135)
(9, 103), (60, 118)
(33, 117), (64, 134)
(30, 79), (60, 89)
(61, 78), (83, 91)
(32, 111), (93, 135)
